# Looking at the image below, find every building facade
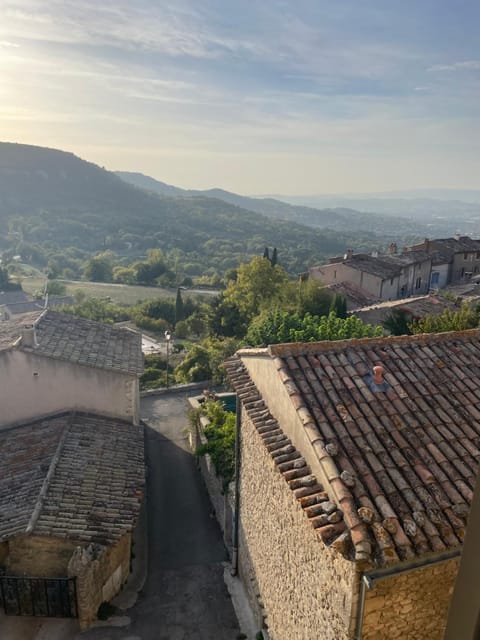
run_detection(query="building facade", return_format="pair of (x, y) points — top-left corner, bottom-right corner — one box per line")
(226, 330), (480, 639)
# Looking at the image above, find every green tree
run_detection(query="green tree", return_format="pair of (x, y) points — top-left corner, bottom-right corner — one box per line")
(383, 309), (412, 336)
(195, 399), (236, 486)
(245, 310), (383, 346)
(46, 280), (67, 296)
(329, 293), (348, 319)
(175, 287), (184, 324)
(84, 255), (113, 282)
(0, 266), (21, 291)
(223, 256), (289, 322)
(409, 304), (479, 334)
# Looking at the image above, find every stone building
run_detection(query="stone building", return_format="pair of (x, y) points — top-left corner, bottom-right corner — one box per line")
(0, 309), (145, 628)
(309, 249), (432, 302)
(225, 330), (480, 639)
(408, 236), (480, 286)
(0, 412), (144, 629)
(0, 309), (144, 427)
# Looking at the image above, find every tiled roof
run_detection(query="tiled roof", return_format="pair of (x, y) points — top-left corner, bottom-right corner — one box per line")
(0, 311), (43, 350)
(224, 358), (350, 556)
(5, 296), (74, 315)
(27, 310), (143, 375)
(354, 294), (459, 324)
(343, 251), (431, 281)
(0, 412), (144, 546)
(0, 290), (29, 306)
(324, 282), (379, 309)
(233, 330), (480, 566)
(5, 300), (44, 314)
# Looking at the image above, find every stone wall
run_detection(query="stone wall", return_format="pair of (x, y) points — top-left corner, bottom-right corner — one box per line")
(188, 403), (233, 553)
(362, 557), (459, 639)
(238, 410), (357, 640)
(68, 533), (131, 630)
(7, 535), (78, 576)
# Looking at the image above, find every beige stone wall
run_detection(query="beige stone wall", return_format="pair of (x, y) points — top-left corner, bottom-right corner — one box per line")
(189, 410), (233, 552)
(310, 263), (385, 299)
(68, 533), (131, 630)
(362, 558), (459, 640)
(238, 410), (356, 640)
(6, 535), (78, 576)
(0, 350), (139, 427)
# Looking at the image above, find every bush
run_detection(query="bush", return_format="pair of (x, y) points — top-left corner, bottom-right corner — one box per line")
(195, 400), (236, 488)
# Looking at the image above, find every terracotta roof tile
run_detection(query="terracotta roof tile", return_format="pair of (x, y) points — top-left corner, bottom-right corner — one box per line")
(0, 412), (144, 546)
(224, 357), (353, 560)
(235, 329), (480, 566)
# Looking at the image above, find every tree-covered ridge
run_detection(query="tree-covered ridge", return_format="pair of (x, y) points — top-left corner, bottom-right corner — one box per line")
(0, 143), (410, 279)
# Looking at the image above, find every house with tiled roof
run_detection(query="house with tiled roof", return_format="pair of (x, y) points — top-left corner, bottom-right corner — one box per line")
(225, 329), (480, 639)
(408, 236), (480, 287)
(309, 246), (432, 302)
(0, 309), (145, 628)
(0, 411), (144, 629)
(0, 309), (143, 427)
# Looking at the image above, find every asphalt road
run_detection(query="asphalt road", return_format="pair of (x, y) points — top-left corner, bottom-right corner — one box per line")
(80, 393), (241, 640)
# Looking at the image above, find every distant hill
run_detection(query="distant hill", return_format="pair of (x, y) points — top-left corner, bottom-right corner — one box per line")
(0, 143), (392, 274)
(116, 170), (427, 236)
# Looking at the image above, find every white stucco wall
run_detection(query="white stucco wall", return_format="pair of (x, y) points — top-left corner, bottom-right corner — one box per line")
(0, 349), (139, 427)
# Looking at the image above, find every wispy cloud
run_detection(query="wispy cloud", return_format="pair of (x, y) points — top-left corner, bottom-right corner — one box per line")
(0, 0), (479, 193)
(428, 60), (480, 72)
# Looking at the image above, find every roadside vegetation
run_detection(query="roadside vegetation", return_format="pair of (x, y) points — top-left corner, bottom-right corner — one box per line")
(191, 399), (236, 488)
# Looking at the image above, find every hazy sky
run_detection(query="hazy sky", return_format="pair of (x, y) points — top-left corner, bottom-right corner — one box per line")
(0, 1), (479, 194)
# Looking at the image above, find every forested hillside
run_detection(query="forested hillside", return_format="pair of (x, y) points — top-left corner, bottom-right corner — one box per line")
(0, 143), (399, 278)
(116, 170), (430, 237)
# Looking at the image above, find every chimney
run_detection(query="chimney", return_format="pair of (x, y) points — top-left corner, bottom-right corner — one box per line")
(373, 365), (384, 385)
(424, 238), (430, 252)
(22, 324), (37, 348)
(344, 249), (354, 260)
(388, 242), (397, 255)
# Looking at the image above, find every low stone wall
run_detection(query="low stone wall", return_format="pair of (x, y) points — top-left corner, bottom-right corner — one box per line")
(68, 532), (131, 630)
(187, 396), (233, 554)
(362, 557), (459, 639)
(7, 534), (78, 576)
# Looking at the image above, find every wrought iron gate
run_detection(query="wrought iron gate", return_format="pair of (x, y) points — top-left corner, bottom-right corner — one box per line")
(0, 576), (77, 617)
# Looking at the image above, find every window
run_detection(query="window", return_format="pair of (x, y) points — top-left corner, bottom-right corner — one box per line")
(334, 270), (337, 280)
(390, 278), (394, 285)
(415, 277), (422, 289)
(464, 253), (469, 260)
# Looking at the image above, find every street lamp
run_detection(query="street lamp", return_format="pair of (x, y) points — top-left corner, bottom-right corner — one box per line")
(165, 330), (172, 388)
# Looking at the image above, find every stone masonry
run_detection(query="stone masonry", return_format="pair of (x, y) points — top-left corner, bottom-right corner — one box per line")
(68, 533), (131, 630)
(239, 409), (356, 640)
(362, 558), (459, 640)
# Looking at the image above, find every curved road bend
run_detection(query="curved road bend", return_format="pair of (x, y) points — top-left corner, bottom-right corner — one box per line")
(79, 392), (240, 640)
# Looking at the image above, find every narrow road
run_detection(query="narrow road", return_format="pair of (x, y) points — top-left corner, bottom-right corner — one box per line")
(80, 393), (241, 640)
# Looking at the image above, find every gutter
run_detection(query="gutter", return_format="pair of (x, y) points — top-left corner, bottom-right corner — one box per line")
(231, 394), (242, 576)
(354, 548), (461, 640)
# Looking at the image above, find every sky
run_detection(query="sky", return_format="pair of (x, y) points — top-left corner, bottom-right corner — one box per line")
(0, 0), (479, 195)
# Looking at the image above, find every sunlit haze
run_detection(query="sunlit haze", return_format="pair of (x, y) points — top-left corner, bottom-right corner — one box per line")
(1, 1), (479, 194)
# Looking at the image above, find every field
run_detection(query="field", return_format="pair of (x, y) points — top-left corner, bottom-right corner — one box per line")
(20, 278), (218, 305)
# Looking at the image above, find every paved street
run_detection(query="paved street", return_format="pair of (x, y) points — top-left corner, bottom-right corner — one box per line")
(79, 392), (241, 640)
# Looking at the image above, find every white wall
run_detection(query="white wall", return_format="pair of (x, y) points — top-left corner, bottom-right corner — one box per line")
(0, 350), (139, 428)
